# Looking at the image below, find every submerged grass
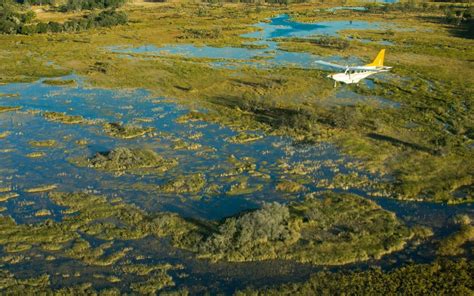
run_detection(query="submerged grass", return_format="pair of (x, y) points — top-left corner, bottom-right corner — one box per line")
(43, 111), (86, 124)
(438, 218), (474, 256)
(0, 131), (11, 139)
(0, 192), (19, 202)
(71, 147), (177, 174)
(28, 140), (57, 148)
(103, 122), (154, 139)
(238, 259), (474, 295)
(42, 79), (76, 86)
(157, 173), (206, 194)
(24, 185), (58, 193)
(0, 106), (21, 113)
(0, 3), (472, 291)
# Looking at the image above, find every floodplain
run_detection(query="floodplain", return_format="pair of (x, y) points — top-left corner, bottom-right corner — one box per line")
(0, 0), (473, 294)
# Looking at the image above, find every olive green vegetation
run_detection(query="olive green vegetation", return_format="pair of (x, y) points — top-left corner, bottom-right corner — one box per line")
(0, 191), (189, 292)
(71, 147), (178, 174)
(237, 259), (474, 295)
(130, 271), (175, 294)
(171, 139), (202, 150)
(116, 153), (270, 198)
(288, 6), (473, 203)
(24, 184), (58, 193)
(0, 106), (21, 113)
(28, 139), (57, 147)
(0, 192), (19, 202)
(438, 216), (474, 256)
(0, 3), (472, 291)
(0, 131), (11, 139)
(0, 187), (12, 193)
(0, 267), (176, 294)
(35, 209), (52, 217)
(42, 79), (76, 86)
(0, 191), (415, 269)
(43, 111), (86, 124)
(0, 93), (19, 98)
(316, 172), (385, 195)
(226, 132), (263, 144)
(226, 177), (264, 196)
(275, 180), (305, 193)
(0, 0), (128, 35)
(157, 173), (206, 194)
(0, 270), (91, 294)
(175, 192), (416, 265)
(165, 4), (473, 203)
(103, 122), (154, 139)
(26, 151), (46, 158)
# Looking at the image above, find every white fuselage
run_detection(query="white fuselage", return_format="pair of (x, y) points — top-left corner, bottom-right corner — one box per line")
(329, 70), (379, 84)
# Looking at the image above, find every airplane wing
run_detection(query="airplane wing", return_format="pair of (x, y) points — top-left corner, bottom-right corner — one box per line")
(314, 60), (348, 70)
(315, 61), (392, 72)
(349, 66), (392, 71)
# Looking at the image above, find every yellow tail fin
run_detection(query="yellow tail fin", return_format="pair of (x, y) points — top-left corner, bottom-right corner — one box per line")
(365, 49), (385, 67)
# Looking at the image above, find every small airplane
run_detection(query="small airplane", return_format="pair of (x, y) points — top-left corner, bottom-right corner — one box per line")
(315, 49), (392, 87)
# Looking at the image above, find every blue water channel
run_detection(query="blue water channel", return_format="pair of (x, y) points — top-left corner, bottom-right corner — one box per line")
(110, 14), (391, 69)
(0, 11), (471, 295)
(0, 74), (472, 294)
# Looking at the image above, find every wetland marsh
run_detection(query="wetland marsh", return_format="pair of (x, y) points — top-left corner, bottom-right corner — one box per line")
(0, 0), (473, 294)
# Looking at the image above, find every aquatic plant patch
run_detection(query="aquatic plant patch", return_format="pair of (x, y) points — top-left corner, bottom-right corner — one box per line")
(176, 192), (415, 265)
(103, 122), (154, 139)
(237, 259), (474, 295)
(43, 112), (86, 124)
(71, 147), (178, 174)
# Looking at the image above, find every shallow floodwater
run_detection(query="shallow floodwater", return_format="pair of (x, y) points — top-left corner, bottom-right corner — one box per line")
(0, 76), (473, 293)
(110, 14), (389, 69)
(326, 6), (368, 12)
(110, 14), (396, 106)
(0, 75), (377, 223)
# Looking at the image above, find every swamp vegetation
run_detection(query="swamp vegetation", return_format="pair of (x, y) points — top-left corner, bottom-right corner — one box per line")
(0, 0), (473, 294)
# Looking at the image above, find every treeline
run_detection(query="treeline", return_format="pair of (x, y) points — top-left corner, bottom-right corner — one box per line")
(365, 1), (473, 14)
(13, 0), (126, 10)
(0, 1), (127, 35)
(365, 1), (473, 26)
(445, 6), (473, 26)
(202, 0), (309, 4)
(60, 0), (126, 12)
(365, 1), (440, 13)
(16, 0), (55, 5)
(0, 0), (34, 34)
(433, 0), (471, 3)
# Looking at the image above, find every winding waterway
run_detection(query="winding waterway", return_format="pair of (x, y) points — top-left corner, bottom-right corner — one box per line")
(0, 14), (472, 294)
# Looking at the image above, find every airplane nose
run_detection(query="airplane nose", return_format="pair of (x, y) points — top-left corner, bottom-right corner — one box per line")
(327, 74), (333, 78)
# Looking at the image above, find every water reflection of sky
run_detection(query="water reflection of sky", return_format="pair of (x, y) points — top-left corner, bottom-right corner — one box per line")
(109, 14), (389, 69)
(1, 6), (472, 293)
(242, 14), (382, 39)
(0, 76), (375, 224)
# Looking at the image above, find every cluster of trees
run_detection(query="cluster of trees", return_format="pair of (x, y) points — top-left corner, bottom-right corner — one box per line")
(311, 36), (349, 50)
(16, 0), (55, 5)
(180, 27), (222, 39)
(445, 6), (473, 26)
(365, 0), (472, 16)
(44, 10), (127, 32)
(13, 0), (126, 9)
(364, 1), (438, 13)
(0, 2), (127, 35)
(202, 0), (308, 5)
(60, 0), (126, 12)
(196, 203), (300, 262)
(364, 1), (472, 29)
(0, 0), (34, 34)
